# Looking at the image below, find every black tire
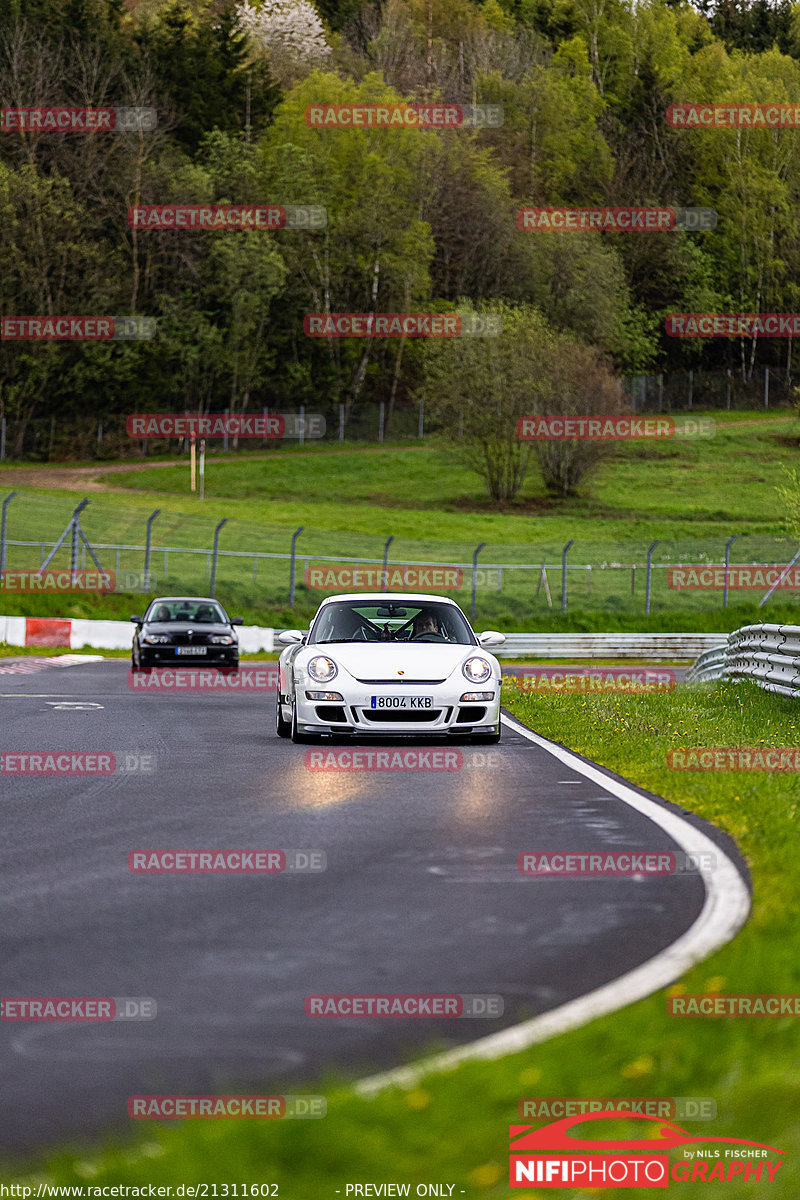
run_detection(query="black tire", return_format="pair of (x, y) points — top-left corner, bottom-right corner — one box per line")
(276, 694), (291, 738)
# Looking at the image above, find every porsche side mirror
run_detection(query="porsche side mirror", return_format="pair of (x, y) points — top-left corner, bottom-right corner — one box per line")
(278, 629), (304, 645)
(478, 630), (505, 647)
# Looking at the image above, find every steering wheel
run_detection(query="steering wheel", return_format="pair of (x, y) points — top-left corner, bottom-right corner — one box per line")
(410, 632), (444, 642)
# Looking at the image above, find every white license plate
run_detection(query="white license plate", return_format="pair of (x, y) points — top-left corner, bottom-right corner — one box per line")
(370, 695), (433, 709)
(176, 646), (207, 655)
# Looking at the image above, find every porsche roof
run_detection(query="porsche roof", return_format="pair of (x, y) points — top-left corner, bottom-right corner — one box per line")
(315, 593), (460, 605)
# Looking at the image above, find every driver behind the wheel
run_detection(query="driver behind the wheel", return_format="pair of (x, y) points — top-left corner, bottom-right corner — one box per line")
(412, 611), (440, 637)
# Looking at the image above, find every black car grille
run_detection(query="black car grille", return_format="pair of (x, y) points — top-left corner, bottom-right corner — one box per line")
(361, 709), (443, 722)
(171, 632), (213, 645)
(456, 706), (486, 723)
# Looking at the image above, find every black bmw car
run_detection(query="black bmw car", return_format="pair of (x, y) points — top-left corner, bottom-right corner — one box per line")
(131, 596), (243, 671)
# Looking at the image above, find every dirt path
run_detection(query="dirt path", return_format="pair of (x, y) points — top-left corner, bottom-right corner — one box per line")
(0, 414), (790, 493)
(0, 445), (427, 492)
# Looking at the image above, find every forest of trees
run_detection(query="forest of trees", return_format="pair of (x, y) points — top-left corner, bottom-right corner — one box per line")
(2, 0), (800, 448)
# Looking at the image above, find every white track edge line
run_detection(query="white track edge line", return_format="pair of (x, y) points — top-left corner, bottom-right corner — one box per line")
(355, 712), (751, 1096)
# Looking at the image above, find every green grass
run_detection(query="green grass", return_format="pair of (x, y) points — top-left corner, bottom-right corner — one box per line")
(2, 410), (800, 629)
(3, 681), (799, 1197)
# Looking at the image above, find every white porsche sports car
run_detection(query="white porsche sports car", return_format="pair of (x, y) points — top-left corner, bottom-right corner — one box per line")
(276, 593), (505, 744)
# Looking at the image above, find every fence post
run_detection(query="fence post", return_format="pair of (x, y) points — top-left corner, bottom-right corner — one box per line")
(759, 544), (800, 607)
(561, 539), (574, 614)
(658, 373), (663, 410)
(289, 525), (304, 607)
(144, 509), (161, 590)
(0, 491), (17, 573)
(765, 366), (770, 408)
(71, 511), (80, 585)
(723, 534), (737, 608)
(382, 535), (394, 589)
(378, 401), (385, 443)
(645, 540), (659, 615)
(418, 401), (424, 439)
(209, 518), (228, 598)
(472, 542), (486, 620)
(299, 404), (306, 447)
(339, 404), (345, 443)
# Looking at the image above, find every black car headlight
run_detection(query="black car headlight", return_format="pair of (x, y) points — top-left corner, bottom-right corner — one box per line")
(143, 635), (170, 645)
(210, 635), (235, 645)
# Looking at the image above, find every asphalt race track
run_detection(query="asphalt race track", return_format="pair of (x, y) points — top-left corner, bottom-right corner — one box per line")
(0, 658), (732, 1152)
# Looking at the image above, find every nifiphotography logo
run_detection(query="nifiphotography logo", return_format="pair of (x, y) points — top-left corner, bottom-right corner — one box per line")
(509, 1112), (785, 1188)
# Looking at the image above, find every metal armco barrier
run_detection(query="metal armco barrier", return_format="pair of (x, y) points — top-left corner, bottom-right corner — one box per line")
(686, 623), (800, 696)
(495, 633), (723, 660)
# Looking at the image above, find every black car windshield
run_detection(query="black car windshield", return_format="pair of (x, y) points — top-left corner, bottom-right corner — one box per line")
(146, 600), (227, 624)
(308, 600), (476, 645)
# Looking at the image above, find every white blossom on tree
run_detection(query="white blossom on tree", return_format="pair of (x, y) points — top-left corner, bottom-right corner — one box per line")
(236, 0), (331, 82)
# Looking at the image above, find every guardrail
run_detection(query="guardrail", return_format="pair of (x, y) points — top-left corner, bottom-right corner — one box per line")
(494, 633), (724, 660)
(686, 623), (800, 696)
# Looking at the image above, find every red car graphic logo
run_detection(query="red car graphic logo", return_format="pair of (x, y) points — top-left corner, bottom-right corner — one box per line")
(510, 1111), (784, 1155)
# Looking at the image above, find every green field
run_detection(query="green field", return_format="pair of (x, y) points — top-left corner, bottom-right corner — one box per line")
(4, 680), (798, 1197)
(1, 410), (799, 631)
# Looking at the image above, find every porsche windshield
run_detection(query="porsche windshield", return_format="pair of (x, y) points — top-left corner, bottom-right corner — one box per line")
(309, 601), (476, 645)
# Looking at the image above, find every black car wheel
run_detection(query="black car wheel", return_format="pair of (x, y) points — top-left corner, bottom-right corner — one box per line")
(276, 693), (291, 738)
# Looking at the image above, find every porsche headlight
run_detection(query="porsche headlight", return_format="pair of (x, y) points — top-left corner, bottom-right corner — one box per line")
(308, 655), (338, 683)
(463, 656), (491, 683)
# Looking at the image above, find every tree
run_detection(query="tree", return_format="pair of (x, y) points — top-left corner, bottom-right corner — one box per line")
(414, 302), (551, 503)
(236, 0), (331, 85)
